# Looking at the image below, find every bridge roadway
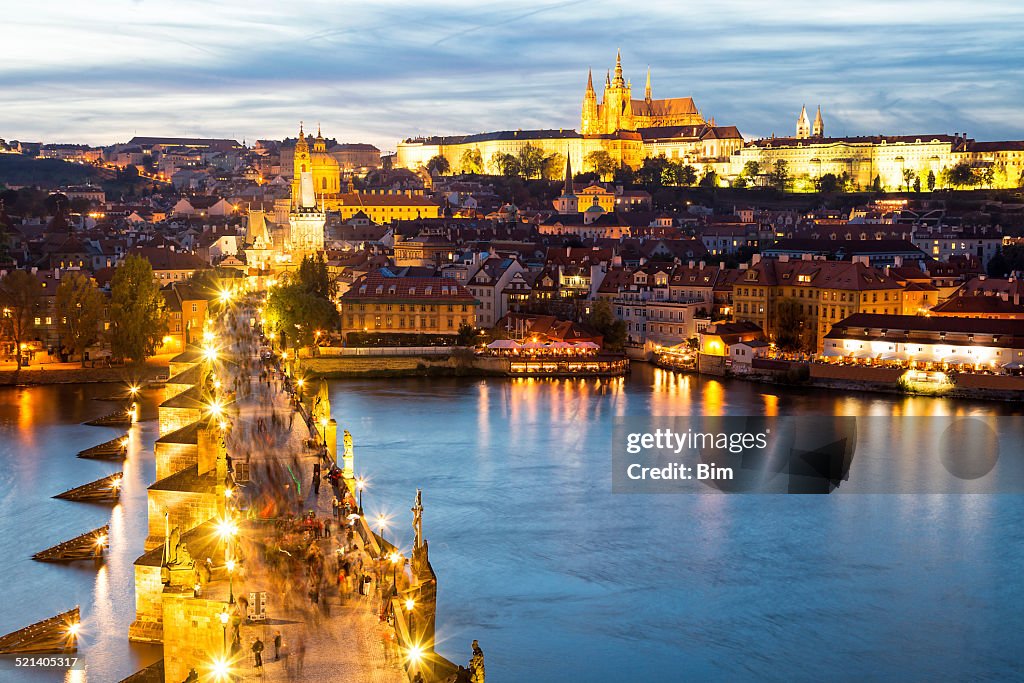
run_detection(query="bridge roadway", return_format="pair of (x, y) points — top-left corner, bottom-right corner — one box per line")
(218, 316), (407, 683)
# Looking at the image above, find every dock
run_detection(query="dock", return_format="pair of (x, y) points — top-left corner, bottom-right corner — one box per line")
(0, 607), (80, 655)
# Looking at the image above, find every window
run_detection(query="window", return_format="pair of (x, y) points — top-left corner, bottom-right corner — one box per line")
(192, 303), (198, 313)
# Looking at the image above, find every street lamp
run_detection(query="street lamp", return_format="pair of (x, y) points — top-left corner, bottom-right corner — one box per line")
(319, 416), (328, 444)
(356, 477), (365, 515)
(376, 514), (389, 548)
(218, 609), (229, 651)
(296, 377), (305, 399)
(389, 551), (401, 591)
(226, 559), (236, 605)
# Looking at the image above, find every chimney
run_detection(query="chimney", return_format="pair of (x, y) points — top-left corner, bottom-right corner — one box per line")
(894, 256), (903, 268)
(777, 254), (788, 263)
(801, 253), (812, 261)
(1000, 292), (1009, 302)
(699, 260), (706, 269)
(688, 260), (695, 268)
(719, 261), (725, 269)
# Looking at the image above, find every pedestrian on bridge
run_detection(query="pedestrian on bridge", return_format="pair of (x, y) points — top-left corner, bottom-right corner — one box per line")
(252, 637), (265, 669)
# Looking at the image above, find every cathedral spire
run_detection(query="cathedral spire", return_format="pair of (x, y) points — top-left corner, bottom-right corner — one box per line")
(645, 66), (651, 101)
(586, 68), (594, 93)
(296, 122), (309, 152)
(563, 149), (574, 196)
(613, 49), (624, 86)
(605, 69), (610, 88)
(813, 105), (824, 137)
(796, 105), (811, 139)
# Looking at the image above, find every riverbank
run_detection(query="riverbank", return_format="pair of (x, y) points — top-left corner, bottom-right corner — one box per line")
(651, 358), (1024, 403)
(299, 353), (628, 379)
(0, 355), (172, 386)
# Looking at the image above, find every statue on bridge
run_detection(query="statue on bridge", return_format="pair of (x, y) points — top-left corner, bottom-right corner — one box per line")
(161, 524), (195, 586)
(469, 640), (485, 683)
(412, 489), (424, 549)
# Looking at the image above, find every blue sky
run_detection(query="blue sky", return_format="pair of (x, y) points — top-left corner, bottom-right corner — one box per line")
(2, 0), (1023, 150)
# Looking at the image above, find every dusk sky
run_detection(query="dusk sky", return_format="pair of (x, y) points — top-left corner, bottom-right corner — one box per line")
(3, 0), (1023, 150)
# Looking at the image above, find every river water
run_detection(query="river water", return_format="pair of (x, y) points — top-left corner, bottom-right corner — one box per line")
(1, 367), (1022, 682)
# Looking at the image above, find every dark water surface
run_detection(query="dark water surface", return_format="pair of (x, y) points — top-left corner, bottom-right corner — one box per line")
(1, 368), (1022, 682)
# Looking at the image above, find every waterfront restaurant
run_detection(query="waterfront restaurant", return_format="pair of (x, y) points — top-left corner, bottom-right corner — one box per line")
(821, 313), (1024, 370)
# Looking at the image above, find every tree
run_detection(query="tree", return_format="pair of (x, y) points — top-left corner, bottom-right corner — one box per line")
(945, 162), (977, 189)
(459, 148), (483, 175)
(541, 152), (566, 181)
(490, 152), (519, 177)
(927, 169), (936, 192)
(679, 164), (698, 187)
(987, 248), (1009, 278)
(871, 175), (883, 193)
(774, 298), (807, 351)
(56, 272), (104, 366)
(768, 160), (790, 190)
(265, 280), (338, 349)
(109, 254), (168, 364)
(297, 253), (336, 301)
(265, 254), (340, 349)
(902, 169), (916, 192)
(741, 160), (762, 180)
(426, 155), (450, 176)
(516, 145), (546, 179)
(637, 155), (669, 186)
(816, 173), (840, 193)
(584, 150), (616, 179)
(0, 269), (42, 369)
(699, 166), (718, 188)
(587, 299), (627, 351)
(613, 165), (636, 185)
(913, 176), (922, 193)
(456, 322), (478, 346)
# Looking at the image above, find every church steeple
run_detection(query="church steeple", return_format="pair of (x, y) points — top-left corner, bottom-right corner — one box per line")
(645, 66), (651, 101)
(813, 105), (824, 137)
(563, 150), (574, 196)
(613, 49), (624, 87)
(581, 69), (599, 135)
(796, 105), (811, 139)
(586, 68), (594, 94)
(295, 122), (308, 153)
(313, 122), (326, 152)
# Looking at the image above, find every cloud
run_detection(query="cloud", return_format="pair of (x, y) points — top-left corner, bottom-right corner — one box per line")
(1, 0), (1022, 148)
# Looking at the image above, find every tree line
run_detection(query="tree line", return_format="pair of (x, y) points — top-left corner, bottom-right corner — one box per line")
(0, 254), (171, 368)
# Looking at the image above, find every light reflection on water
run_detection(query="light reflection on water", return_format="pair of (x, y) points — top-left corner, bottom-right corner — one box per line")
(0, 384), (162, 682)
(330, 364), (1024, 683)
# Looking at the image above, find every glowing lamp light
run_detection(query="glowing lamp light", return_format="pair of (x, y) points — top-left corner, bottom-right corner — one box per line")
(203, 346), (219, 362)
(281, 351), (289, 360)
(203, 330), (215, 343)
(210, 656), (231, 681)
(296, 378), (305, 388)
(356, 477), (365, 491)
(389, 552), (401, 565)
(405, 598), (415, 611)
(216, 519), (238, 540)
(224, 487), (233, 499)
(67, 622), (81, 638)
(218, 611), (229, 626)
(111, 477), (122, 490)
(128, 384), (140, 396)
(95, 534), (108, 548)
(407, 644), (424, 664)
(226, 559), (236, 573)
(207, 400), (224, 418)
(319, 417), (328, 428)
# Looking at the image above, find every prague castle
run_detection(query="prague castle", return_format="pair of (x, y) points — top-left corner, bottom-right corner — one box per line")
(397, 52), (745, 176)
(396, 52), (1024, 191)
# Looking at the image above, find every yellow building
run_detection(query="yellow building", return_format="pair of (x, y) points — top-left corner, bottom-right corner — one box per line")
(731, 257), (907, 352)
(339, 273), (477, 340)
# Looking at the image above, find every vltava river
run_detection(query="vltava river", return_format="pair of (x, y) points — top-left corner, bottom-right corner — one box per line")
(328, 365), (1024, 682)
(1, 366), (1022, 681)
